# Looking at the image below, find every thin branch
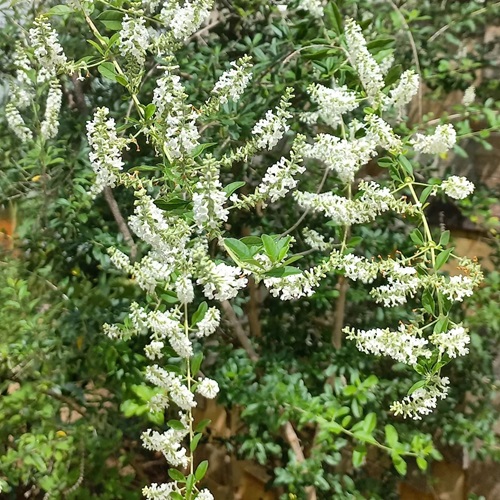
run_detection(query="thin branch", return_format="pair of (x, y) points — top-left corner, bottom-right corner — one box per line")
(220, 300), (259, 362)
(103, 187), (138, 261)
(385, 0), (423, 122)
(331, 276), (349, 349)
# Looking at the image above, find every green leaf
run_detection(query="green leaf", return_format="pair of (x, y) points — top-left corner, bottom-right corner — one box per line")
(352, 446), (366, 468)
(439, 230), (450, 247)
(391, 453), (407, 475)
(398, 155), (413, 176)
(195, 460), (209, 481)
(409, 228), (424, 246)
(384, 424), (399, 447)
(407, 380), (426, 396)
(168, 419), (187, 431)
(190, 433), (203, 453)
(324, 2), (343, 34)
(115, 74), (129, 87)
(145, 103), (156, 120)
(155, 197), (191, 211)
(97, 62), (117, 82)
(190, 142), (217, 158)
(168, 469), (186, 483)
(352, 430), (377, 445)
(384, 64), (403, 86)
(416, 456), (428, 471)
(191, 302), (208, 327)
(170, 493), (183, 500)
(262, 234), (279, 262)
(224, 238), (251, 261)
(435, 247), (453, 270)
(433, 316), (449, 334)
(223, 181), (246, 197)
(419, 185), (434, 205)
(97, 10), (124, 30)
(191, 352), (203, 376)
(363, 412), (377, 433)
(48, 5), (73, 15)
(263, 266), (302, 278)
(422, 289), (436, 315)
(240, 236), (262, 245)
(367, 38), (395, 51)
(195, 418), (211, 433)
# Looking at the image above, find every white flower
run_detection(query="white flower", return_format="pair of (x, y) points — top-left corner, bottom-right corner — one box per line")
(345, 323), (432, 365)
(176, 275), (195, 303)
(412, 124), (456, 154)
(441, 175), (474, 200)
(142, 428), (189, 467)
(119, 14), (150, 67)
(86, 107), (127, 197)
(370, 263), (421, 307)
(462, 86), (476, 106)
(196, 307), (220, 337)
(252, 94), (293, 150)
(384, 70), (419, 113)
(390, 376), (450, 420)
(143, 482), (182, 499)
(5, 103), (32, 142)
(305, 82), (358, 127)
(303, 133), (376, 183)
(29, 17), (67, 83)
(365, 115), (402, 152)
(148, 310), (193, 358)
(344, 18), (385, 102)
(430, 326), (470, 358)
(109, 247), (132, 273)
(197, 262), (248, 301)
(197, 378), (219, 399)
(146, 365), (197, 410)
(211, 56), (252, 106)
(297, 0), (324, 18)
(439, 274), (475, 302)
(103, 323), (126, 340)
(303, 228), (332, 252)
(197, 489), (215, 500)
(144, 341), (165, 360)
(159, 0), (213, 41)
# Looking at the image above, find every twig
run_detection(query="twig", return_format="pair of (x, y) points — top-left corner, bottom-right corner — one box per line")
(221, 300), (317, 499)
(220, 300), (259, 362)
(103, 187), (138, 261)
(331, 276), (348, 349)
(385, 0), (423, 122)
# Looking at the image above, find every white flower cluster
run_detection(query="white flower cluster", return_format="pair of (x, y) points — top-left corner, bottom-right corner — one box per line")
(159, 0), (213, 41)
(211, 56), (253, 106)
(462, 85), (476, 106)
(29, 17), (67, 83)
(196, 307), (220, 337)
(303, 228), (332, 251)
(146, 365), (196, 410)
(152, 71), (200, 158)
(149, 309), (193, 358)
(370, 262), (420, 307)
(143, 481), (182, 500)
(383, 69), (420, 114)
(176, 274), (195, 304)
(365, 115), (402, 152)
(296, 0), (324, 18)
(197, 377), (219, 398)
(119, 14), (150, 67)
(344, 18), (384, 102)
(10, 44), (34, 110)
(430, 326), (470, 358)
(86, 107), (128, 197)
(441, 175), (475, 200)
(304, 82), (358, 128)
(6, 103), (33, 143)
(41, 80), (62, 140)
(198, 262), (248, 301)
(264, 260), (331, 300)
(412, 124), (456, 154)
(344, 323), (432, 365)
(390, 376), (450, 420)
(294, 180), (406, 226)
(252, 94), (293, 150)
(142, 426), (189, 467)
(193, 156), (229, 231)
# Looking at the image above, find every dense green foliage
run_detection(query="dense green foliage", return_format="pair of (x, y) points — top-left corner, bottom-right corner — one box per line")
(0, 0), (499, 498)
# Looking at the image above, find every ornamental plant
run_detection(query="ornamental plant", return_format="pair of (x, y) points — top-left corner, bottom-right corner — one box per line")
(2, 0), (498, 498)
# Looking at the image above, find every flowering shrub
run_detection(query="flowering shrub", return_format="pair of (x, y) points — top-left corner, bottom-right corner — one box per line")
(2, 0), (499, 498)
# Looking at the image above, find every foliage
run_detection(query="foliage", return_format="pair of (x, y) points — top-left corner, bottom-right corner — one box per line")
(0, 0), (499, 499)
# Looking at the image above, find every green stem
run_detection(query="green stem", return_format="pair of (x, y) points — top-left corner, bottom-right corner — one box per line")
(408, 183), (435, 268)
